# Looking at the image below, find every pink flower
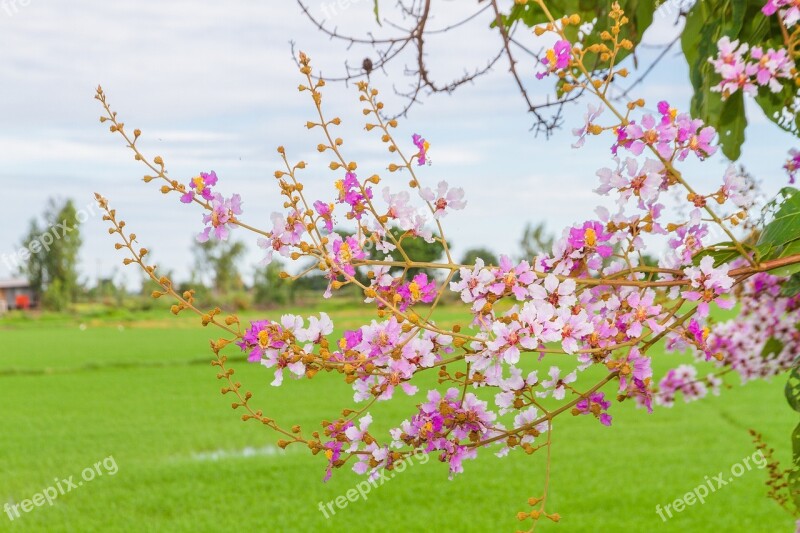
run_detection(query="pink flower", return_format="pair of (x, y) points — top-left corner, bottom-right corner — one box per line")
(750, 46), (794, 92)
(335, 172), (373, 220)
(554, 308), (593, 354)
(537, 366), (577, 400)
(568, 221), (614, 258)
(785, 148), (800, 184)
(624, 112), (676, 158)
(313, 200), (334, 232)
(420, 181), (466, 218)
(238, 319), (287, 362)
(331, 235), (366, 277)
(396, 273), (437, 310)
(181, 170), (218, 203)
(412, 134), (430, 165)
(622, 289), (664, 338)
(572, 104), (604, 148)
(619, 347), (653, 412)
(197, 193), (242, 242)
(536, 39), (571, 79)
(382, 187), (417, 230)
(763, 0), (800, 28)
(721, 165), (752, 208)
(681, 256), (735, 317)
(574, 391), (612, 426)
(488, 320), (534, 365)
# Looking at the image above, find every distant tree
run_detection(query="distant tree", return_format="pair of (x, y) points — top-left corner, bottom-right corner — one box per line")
(253, 260), (294, 306)
(191, 239), (246, 295)
(460, 247), (499, 267)
(20, 199), (83, 310)
(371, 227), (447, 277)
(518, 222), (554, 261)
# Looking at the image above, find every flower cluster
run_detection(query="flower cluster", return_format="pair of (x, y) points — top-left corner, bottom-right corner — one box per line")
(614, 100), (717, 161)
(763, 0), (800, 28)
(95, 8), (800, 526)
(709, 36), (794, 98)
(180, 171), (218, 203)
(390, 388), (498, 477)
(197, 193), (242, 242)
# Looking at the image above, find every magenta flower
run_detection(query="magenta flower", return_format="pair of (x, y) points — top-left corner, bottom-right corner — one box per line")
(675, 117), (717, 161)
(763, 0), (800, 27)
(331, 235), (366, 277)
(574, 391), (612, 426)
(568, 220), (613, 258)
(197, 193), (242, 242)
(397, 273), (437, 310)
(313, 200), (334, 232)
(785, 148), (800, 184)
(686, 318), (715, 360)
(536, 39), (571, 79)
(238, 319), (287, 362)
(181, 170), (218, 203)
(412, 134), (430, 165)
(335, 172), (373, 219)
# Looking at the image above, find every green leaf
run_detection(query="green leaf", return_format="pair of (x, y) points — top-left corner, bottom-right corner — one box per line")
(767, 240), (800, 277)
(758, 187), (800, 252)
(786, 359), (800, 409)
(790, 423), (800, 509)
(373, 0), (381, 26)
(763, 337), (785, 360)
(717, 92), (746, 161)
(692, 241), (742, 267)
(781, 273), (800, 297)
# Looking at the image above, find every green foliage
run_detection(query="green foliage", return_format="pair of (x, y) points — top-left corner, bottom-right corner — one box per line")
(505, 0), (653, 68)
(785, 364), (800, 509)
(20, 198), (83, 311)
(373, 0), (381, 25)
(0, 313), (793, 531)
(680, 0), (793, 160)
(371, 227), (446, 277)
(192, 239), (247, 295)
(757, 187), (800, 275)
(460, 247), (500, 268)
(505, 0), (797, 160)
(518, 222), (554, 260)
(253, 260), (295, 306)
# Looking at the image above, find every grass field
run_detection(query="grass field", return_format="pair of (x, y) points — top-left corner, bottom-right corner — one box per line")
(0, 301), (796, 532)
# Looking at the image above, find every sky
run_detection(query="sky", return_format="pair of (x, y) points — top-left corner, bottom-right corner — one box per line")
(0, 0), (796, 288)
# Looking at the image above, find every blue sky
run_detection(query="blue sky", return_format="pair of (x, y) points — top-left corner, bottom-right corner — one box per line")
(0, 1), (796, 288)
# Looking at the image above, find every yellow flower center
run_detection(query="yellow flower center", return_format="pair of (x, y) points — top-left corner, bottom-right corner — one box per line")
(325, 449), (334, 460)
(258, 329), (270, 347)
(546, 48), (557, 65)
(408, 281), (421, 301)
(584, 227), (597, 247)
(192, 176), (206, 193)
(339, 242), (352, 262)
